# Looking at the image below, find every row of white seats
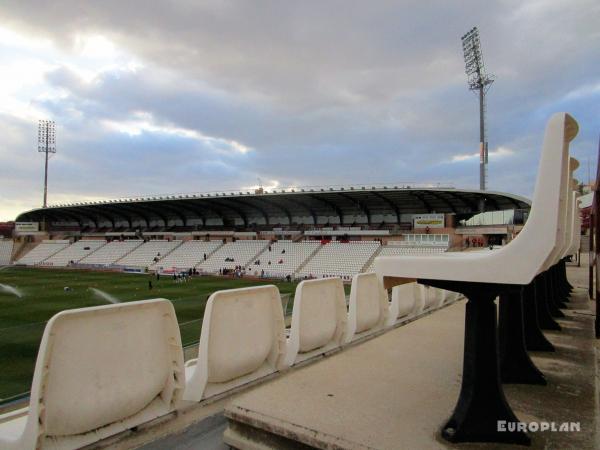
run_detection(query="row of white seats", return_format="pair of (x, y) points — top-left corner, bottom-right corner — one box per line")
(16, 242), (70, 266)
(43, 240), (107, 267)
(78, 240), (144, 266)
(0, 275), (460, 450)
(373, 113), (580, 445)
(0, 240), (14, 265)
(196, 240), (269, 272)
(116, 240), (182, 267)
(298, 241), (381, 278)
(249, 241), (320, 277)
(149, 240), (223, 270)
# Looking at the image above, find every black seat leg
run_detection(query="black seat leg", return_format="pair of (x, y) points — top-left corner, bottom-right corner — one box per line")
(552, 266), (568, 307)
(499, 288), (547, 385)
(420, 280), (530, 445)
(545, 272), (565, 318)
(535, 276), (562, 331)
(522, 282), (555, 352)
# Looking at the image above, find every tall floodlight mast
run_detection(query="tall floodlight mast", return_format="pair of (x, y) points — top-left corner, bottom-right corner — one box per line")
(461, 27), (494, 197)
(38, 120), (56, 208)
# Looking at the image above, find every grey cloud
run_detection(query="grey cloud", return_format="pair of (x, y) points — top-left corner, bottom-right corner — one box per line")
(0, 0), (599, 220)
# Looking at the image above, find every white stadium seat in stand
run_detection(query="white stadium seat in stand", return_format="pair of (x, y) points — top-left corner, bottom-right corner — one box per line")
(183, 285), (286, 401)
(0, 299), (184, 450)
(284, 278), (347, 367)
(375, 112), (577, 445)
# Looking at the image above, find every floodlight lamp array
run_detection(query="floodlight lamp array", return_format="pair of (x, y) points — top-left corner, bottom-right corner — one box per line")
(37, 120), (57, 153)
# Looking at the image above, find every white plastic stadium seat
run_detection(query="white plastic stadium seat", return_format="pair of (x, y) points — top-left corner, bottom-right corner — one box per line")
(183, 285), (286, 401)
(374, 112), (576, 444)
(0, 299), (184, 450)
(386, 283), (416, 327)
(375, 113), (576, 286)
(345, 273), (388, 343)
(284, 278), (347, 366)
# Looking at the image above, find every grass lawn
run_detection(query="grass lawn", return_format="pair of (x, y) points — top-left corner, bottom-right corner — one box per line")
(0, 267), (311, 401)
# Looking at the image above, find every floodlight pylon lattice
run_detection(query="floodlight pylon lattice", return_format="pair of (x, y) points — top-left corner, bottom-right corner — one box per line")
(461, 27), (494, 199)
(38, 120), (56, 208)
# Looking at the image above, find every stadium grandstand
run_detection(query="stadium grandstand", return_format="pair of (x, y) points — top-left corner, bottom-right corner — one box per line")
(5, 186), (530, 279)
(15, 186), (529, 230)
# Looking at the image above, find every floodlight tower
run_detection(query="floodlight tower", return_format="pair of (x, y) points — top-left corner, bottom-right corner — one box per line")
(461, 27), (494, 194)
(38, 120), (56, 208)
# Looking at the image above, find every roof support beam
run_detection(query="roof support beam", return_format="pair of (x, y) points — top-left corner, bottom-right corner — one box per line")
(445, 192), (478, 212)
(169, 202), (207, 227)
(249, 196), (294, 225)
(424, 191), (458, 213)
(280, 196), (318, 225)
(208, 199), (248, 227)
(155, 202), (189, 227)
(335, 192), (371, 225)
(407, 191), (433, 213)
(92, 205), (133, 228)
(104, 204), (150, 228)
(222, 197), (268, 225)
(131, 203), (170, 227)
(371, 192), (401, 223)
(484, 195), (501, 211)
(306, 194), (344, 225)
(47, 209), (90, 228)
(189, 200), (226, 225)
(71, 207), (110, 228)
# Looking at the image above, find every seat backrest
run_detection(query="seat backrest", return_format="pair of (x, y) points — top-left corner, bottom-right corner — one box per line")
(388, 283), (416, 323)
(498, 113), (577, 278)
(200, 285), (285, 384)
(285, 278), (347, 366)
(563, 184), (575, 258)
(346, 273), (388, 342)
(28, 299), (183, 438)
(565, 191), (580, 256)
(572, 196), (582, 254)
(544, 156), (578, 267)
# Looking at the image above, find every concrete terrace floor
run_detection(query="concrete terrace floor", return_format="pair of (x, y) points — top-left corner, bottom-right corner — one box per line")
(103, 259), (598, 450)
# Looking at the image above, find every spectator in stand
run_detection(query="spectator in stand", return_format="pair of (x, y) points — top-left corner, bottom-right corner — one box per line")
(203, 253), (207, 261)
(281, 248), (285, 254)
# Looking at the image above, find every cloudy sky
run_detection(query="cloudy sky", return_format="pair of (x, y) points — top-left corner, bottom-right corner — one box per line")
(0, 0), (598, 221)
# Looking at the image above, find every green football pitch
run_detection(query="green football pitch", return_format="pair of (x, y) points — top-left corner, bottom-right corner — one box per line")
(0, 267), (308, 401)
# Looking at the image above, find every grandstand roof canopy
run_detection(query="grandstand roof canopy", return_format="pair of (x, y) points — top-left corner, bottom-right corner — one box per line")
(16, 187), (530, 229)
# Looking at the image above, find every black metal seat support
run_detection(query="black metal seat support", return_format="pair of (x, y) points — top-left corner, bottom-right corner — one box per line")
(521, 282), (555, 352)
(534, 276), (562, 331)
(499, 288), (547, 385)
(419, 279), (530, 445)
